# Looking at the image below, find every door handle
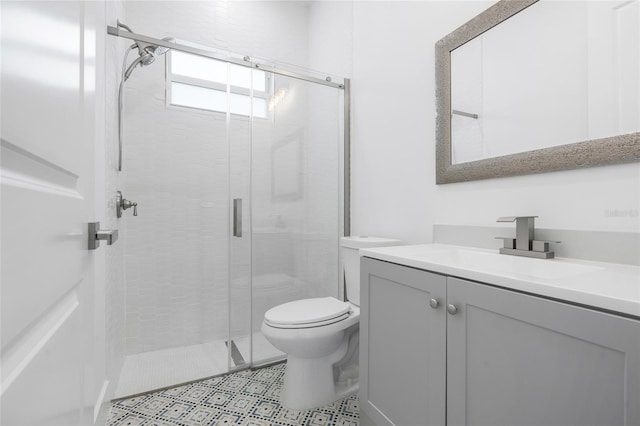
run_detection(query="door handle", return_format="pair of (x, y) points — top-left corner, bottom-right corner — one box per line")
(88, 222), (118, 250)
(233, 198), (242, 237)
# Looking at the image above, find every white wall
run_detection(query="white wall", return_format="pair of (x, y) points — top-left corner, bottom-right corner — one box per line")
(350, 1), (640, 245)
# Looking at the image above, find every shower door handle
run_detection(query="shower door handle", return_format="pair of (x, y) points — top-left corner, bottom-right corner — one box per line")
(233, 198), (242, 237)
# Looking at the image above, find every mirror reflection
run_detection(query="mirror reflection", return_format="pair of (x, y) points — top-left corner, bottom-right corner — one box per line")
(450, 0), (639, 165)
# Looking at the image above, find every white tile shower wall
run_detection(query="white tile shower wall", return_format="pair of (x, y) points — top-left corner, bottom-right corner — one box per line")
(350, 1), (640, 244)
(123, 2), (311, 67)
(123, 80), (230, 353)
(121, 1), (342, 355)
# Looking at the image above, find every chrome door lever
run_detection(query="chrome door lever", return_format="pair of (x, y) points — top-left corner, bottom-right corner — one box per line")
(88, 222), (118, 250)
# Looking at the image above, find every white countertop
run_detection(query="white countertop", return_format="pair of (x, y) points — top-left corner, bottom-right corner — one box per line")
(360, 243), (640, 318)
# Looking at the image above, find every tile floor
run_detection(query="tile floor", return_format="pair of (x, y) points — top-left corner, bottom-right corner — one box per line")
(107, 362), (359, 426)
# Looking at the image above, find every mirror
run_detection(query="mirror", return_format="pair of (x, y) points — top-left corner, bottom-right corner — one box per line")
(436, 0), (640, 184)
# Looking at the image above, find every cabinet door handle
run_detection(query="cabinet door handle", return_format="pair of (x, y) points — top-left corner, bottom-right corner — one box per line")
(447, 304), (458, 315)
(430, 298), (440, 309)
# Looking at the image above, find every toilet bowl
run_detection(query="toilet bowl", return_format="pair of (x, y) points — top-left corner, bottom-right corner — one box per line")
(261, 236), (401, 409)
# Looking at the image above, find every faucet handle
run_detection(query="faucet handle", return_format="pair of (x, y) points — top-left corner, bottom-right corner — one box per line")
(495, 237), (516, 249)
(497, 216), (537, 252)
(497, 216), (538, 223)
(116, 190), (138, 218)
(532, 240), (560, 253)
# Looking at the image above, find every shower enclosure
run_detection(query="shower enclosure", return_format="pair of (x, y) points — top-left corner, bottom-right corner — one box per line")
(109, 26), (348, 397)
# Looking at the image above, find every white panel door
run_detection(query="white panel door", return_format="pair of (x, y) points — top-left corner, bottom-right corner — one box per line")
(1, 1), (100, 424)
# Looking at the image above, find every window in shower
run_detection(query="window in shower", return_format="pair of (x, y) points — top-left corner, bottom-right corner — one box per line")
(167, 50), (269, 118)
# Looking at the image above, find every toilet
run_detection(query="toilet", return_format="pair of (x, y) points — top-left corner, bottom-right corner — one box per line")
(261, 236), (401, 409)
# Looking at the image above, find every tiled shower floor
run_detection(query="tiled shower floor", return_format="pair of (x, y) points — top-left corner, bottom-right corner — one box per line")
(115, 341), (229, 398)
(115, 332), (285, 398)
(107, 362), (359, 426)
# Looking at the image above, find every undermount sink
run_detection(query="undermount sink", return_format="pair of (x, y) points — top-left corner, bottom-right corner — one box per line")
(391, 246), (603, 280)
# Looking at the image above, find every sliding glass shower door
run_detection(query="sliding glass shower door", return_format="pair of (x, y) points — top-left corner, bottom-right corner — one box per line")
(249, 72), (344, 366)
(228, 73), (253, 370)
(118, 42), (344, 396)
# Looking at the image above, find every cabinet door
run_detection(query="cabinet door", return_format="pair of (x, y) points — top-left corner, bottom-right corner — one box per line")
(360, 257), (447, 426)
(447, 277), (640, 426)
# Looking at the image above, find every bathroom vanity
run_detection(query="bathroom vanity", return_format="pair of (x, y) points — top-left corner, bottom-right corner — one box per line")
(359, 244), (640, 426)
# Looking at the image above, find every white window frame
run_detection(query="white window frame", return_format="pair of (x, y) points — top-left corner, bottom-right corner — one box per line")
(165, 50), (272, 120)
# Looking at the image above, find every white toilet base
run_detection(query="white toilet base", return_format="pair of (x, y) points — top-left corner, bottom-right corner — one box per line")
(280, 357), (358, 410)
(281, 355), (338, 410)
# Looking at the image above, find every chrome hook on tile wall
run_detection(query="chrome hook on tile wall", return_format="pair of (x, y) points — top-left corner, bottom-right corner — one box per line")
(116, 191), (138, 218)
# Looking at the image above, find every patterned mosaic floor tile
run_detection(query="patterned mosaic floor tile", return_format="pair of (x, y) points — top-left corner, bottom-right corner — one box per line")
(133, 395), (174, 417)
(210, 411), (244, 425)
(145, 420), (176, 426)
(107, 363), (359, 426)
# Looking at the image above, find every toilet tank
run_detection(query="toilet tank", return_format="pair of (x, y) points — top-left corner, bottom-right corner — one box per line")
(340, 236), (401, 306)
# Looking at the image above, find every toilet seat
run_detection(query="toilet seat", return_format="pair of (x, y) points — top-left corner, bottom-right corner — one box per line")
(264, 297), (351, 329)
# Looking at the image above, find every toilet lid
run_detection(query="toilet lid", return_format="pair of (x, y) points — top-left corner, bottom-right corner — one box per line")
(264, 297), (351, 326)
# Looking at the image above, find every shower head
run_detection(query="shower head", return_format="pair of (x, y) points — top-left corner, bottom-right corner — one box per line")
(135, 37), (173, 60)
(150, 42), (171, 57)
(124, 36), (174, 81)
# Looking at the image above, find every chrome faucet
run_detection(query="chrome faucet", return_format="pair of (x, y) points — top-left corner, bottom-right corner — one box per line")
(496, 216), (559, 259)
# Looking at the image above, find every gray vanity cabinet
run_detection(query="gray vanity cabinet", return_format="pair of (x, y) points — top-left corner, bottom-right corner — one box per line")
(446, 276), (640, 426)
(359, 257), (447, 426)
(360, 257), (640, 426)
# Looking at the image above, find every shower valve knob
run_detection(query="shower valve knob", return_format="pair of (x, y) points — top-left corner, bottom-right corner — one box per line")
(116, 190), (138, 218)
